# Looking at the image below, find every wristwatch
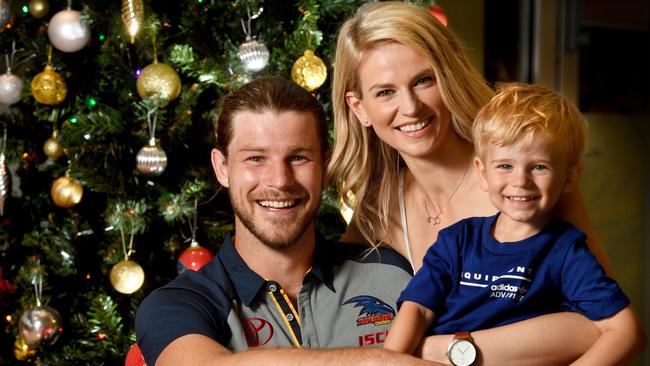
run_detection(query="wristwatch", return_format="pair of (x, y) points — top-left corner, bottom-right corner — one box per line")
(447, 332), (477, 366)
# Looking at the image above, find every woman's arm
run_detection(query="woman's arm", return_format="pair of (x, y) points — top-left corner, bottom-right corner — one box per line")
(555, 188), (614, 275)
(571, 306), (646, 366)
(417, 312), (602, 366)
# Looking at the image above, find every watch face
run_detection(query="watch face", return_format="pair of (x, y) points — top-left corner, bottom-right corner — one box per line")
(448, 339), (476, 366)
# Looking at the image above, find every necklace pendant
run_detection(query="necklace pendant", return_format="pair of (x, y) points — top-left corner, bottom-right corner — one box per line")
(427, 216), (441, 225)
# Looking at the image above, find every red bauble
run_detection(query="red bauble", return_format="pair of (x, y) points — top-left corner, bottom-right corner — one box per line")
(125, 343), (145, 366)
(177, 243), (214, 273)
(428, 4), (448, 26)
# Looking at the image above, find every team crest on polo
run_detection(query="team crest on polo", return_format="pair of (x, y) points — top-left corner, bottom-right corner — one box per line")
(343, 295), (395, 326)
(244, 317), (274, 346)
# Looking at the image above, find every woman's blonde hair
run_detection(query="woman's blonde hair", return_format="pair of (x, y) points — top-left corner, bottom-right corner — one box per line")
(327, 1), (494, 247)
(473, 83), (587, 166)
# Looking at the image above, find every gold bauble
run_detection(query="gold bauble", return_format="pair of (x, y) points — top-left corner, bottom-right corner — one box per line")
(31, 65), (67, 105)
(121, 0), (144, 43)
(29, 0), (49, 18)
(13, 337), (37, 361)
(51, 176), (83, 208)
(43, 131), (64, 159)
(110, 259), (145, 294)
(291, 50), (327, 91)
(136, 62), (181, 106)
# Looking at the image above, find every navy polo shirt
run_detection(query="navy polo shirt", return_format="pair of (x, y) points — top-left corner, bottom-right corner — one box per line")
(136, 234), (412, 365)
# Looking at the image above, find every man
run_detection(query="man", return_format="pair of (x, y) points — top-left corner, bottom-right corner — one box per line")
(135, 76), (437, 366)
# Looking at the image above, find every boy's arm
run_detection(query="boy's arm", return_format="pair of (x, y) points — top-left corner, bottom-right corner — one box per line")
(417, 312), (602, 366)
(570, 305), (646, 366)
(384, 301), (435, 354)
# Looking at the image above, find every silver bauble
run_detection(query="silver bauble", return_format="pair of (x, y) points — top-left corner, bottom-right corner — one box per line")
(136, 138), (167, 175)
(238, 37), (269, 72)
(47, 10), (90, 53)
(18, 305), (63, 346)
(0, 72), (23, 105)
(0, 152), (9, 215)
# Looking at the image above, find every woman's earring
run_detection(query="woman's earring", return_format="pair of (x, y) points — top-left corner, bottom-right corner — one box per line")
(362, 117), (370, 127)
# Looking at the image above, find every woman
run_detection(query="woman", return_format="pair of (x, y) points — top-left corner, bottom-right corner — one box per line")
(328, 2), (612, 364)
(328, 1), (611, 274)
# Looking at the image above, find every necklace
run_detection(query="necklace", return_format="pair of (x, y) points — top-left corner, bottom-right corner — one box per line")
(420, 162), (471, 226)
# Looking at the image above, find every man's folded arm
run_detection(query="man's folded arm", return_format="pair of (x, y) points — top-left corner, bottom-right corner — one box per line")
(155, 333), (445, 366)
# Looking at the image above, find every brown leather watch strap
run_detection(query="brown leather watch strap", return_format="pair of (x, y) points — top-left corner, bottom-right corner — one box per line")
(454, 331), (472, 340)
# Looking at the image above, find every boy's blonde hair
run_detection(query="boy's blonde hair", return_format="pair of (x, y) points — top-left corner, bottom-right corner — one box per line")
(473, 83), (587, 166)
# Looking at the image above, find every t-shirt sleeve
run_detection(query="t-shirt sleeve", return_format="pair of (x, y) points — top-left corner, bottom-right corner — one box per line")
(560, 239), (630, 320)
(135, 279), (230, 365)
(397, 232), (456, 313)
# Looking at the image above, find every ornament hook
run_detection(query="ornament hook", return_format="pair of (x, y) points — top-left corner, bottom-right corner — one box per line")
(188, 198), (198, 245)
(146, 107), (157, 141)
(31, 262), (43, 307)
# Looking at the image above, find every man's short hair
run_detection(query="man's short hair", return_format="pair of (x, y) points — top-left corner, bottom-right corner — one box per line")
(215, 76), (329, 158)
(473, 82), (587, 166)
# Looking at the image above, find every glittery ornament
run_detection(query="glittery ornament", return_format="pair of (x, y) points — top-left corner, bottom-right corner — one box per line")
(31, 65), (67, 105)
(29, 0), (49, 18)
(51, 175), (83, 208)
(0, 0), (13, 30)
(110, 259), (145, 294)
(43, 130), (64, 159)
(136, 138), (167, 175)
(178, 241), (214, 273)
(13, 337), (37, 361)
(125, 343), (146, 366)
(291, 50), (327, 91)
(136, 62), (181, 106)
(238, 37), (269, 72)
(428, 4), (448, 26)
(0, 152), (9, 215)
(47, 9), (90, 52)
(18, 305), (63, 346)
(0, 71), (22, 105)
(122, 0), (143, 43)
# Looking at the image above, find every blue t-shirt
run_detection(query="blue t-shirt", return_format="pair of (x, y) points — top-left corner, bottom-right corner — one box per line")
(399, 214), (629, 335)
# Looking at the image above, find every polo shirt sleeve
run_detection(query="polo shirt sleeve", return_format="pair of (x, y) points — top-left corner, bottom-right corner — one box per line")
(136, 275), (231, 365)
(397, 231), (456, 313)
(560, 239), (630, 320)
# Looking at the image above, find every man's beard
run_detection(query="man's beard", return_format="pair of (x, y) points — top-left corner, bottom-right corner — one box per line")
(230, 191), (320, 249)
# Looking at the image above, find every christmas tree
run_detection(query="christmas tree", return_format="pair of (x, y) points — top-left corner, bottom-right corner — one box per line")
(0, 0), (434, 363)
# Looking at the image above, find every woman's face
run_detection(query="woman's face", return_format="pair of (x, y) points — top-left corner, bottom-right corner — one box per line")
(346, 42), (453, 160)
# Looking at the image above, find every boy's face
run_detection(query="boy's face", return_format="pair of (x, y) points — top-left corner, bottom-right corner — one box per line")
(475, 134), (581, 232)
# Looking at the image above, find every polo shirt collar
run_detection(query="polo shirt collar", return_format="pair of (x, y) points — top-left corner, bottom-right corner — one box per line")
(218, 233), (335, 307)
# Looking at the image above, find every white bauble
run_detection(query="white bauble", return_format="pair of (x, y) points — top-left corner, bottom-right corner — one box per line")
(0, 72), (22, 105)
(47, 10), (90, 53)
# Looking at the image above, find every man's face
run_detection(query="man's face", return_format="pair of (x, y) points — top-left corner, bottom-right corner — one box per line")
(212, 110), (324, 249)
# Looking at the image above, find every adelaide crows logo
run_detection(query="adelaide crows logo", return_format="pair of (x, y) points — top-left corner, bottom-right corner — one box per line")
(343, 295), (395, 326)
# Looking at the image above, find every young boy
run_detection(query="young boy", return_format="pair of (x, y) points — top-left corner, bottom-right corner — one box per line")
(383, 83), (646, 365)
